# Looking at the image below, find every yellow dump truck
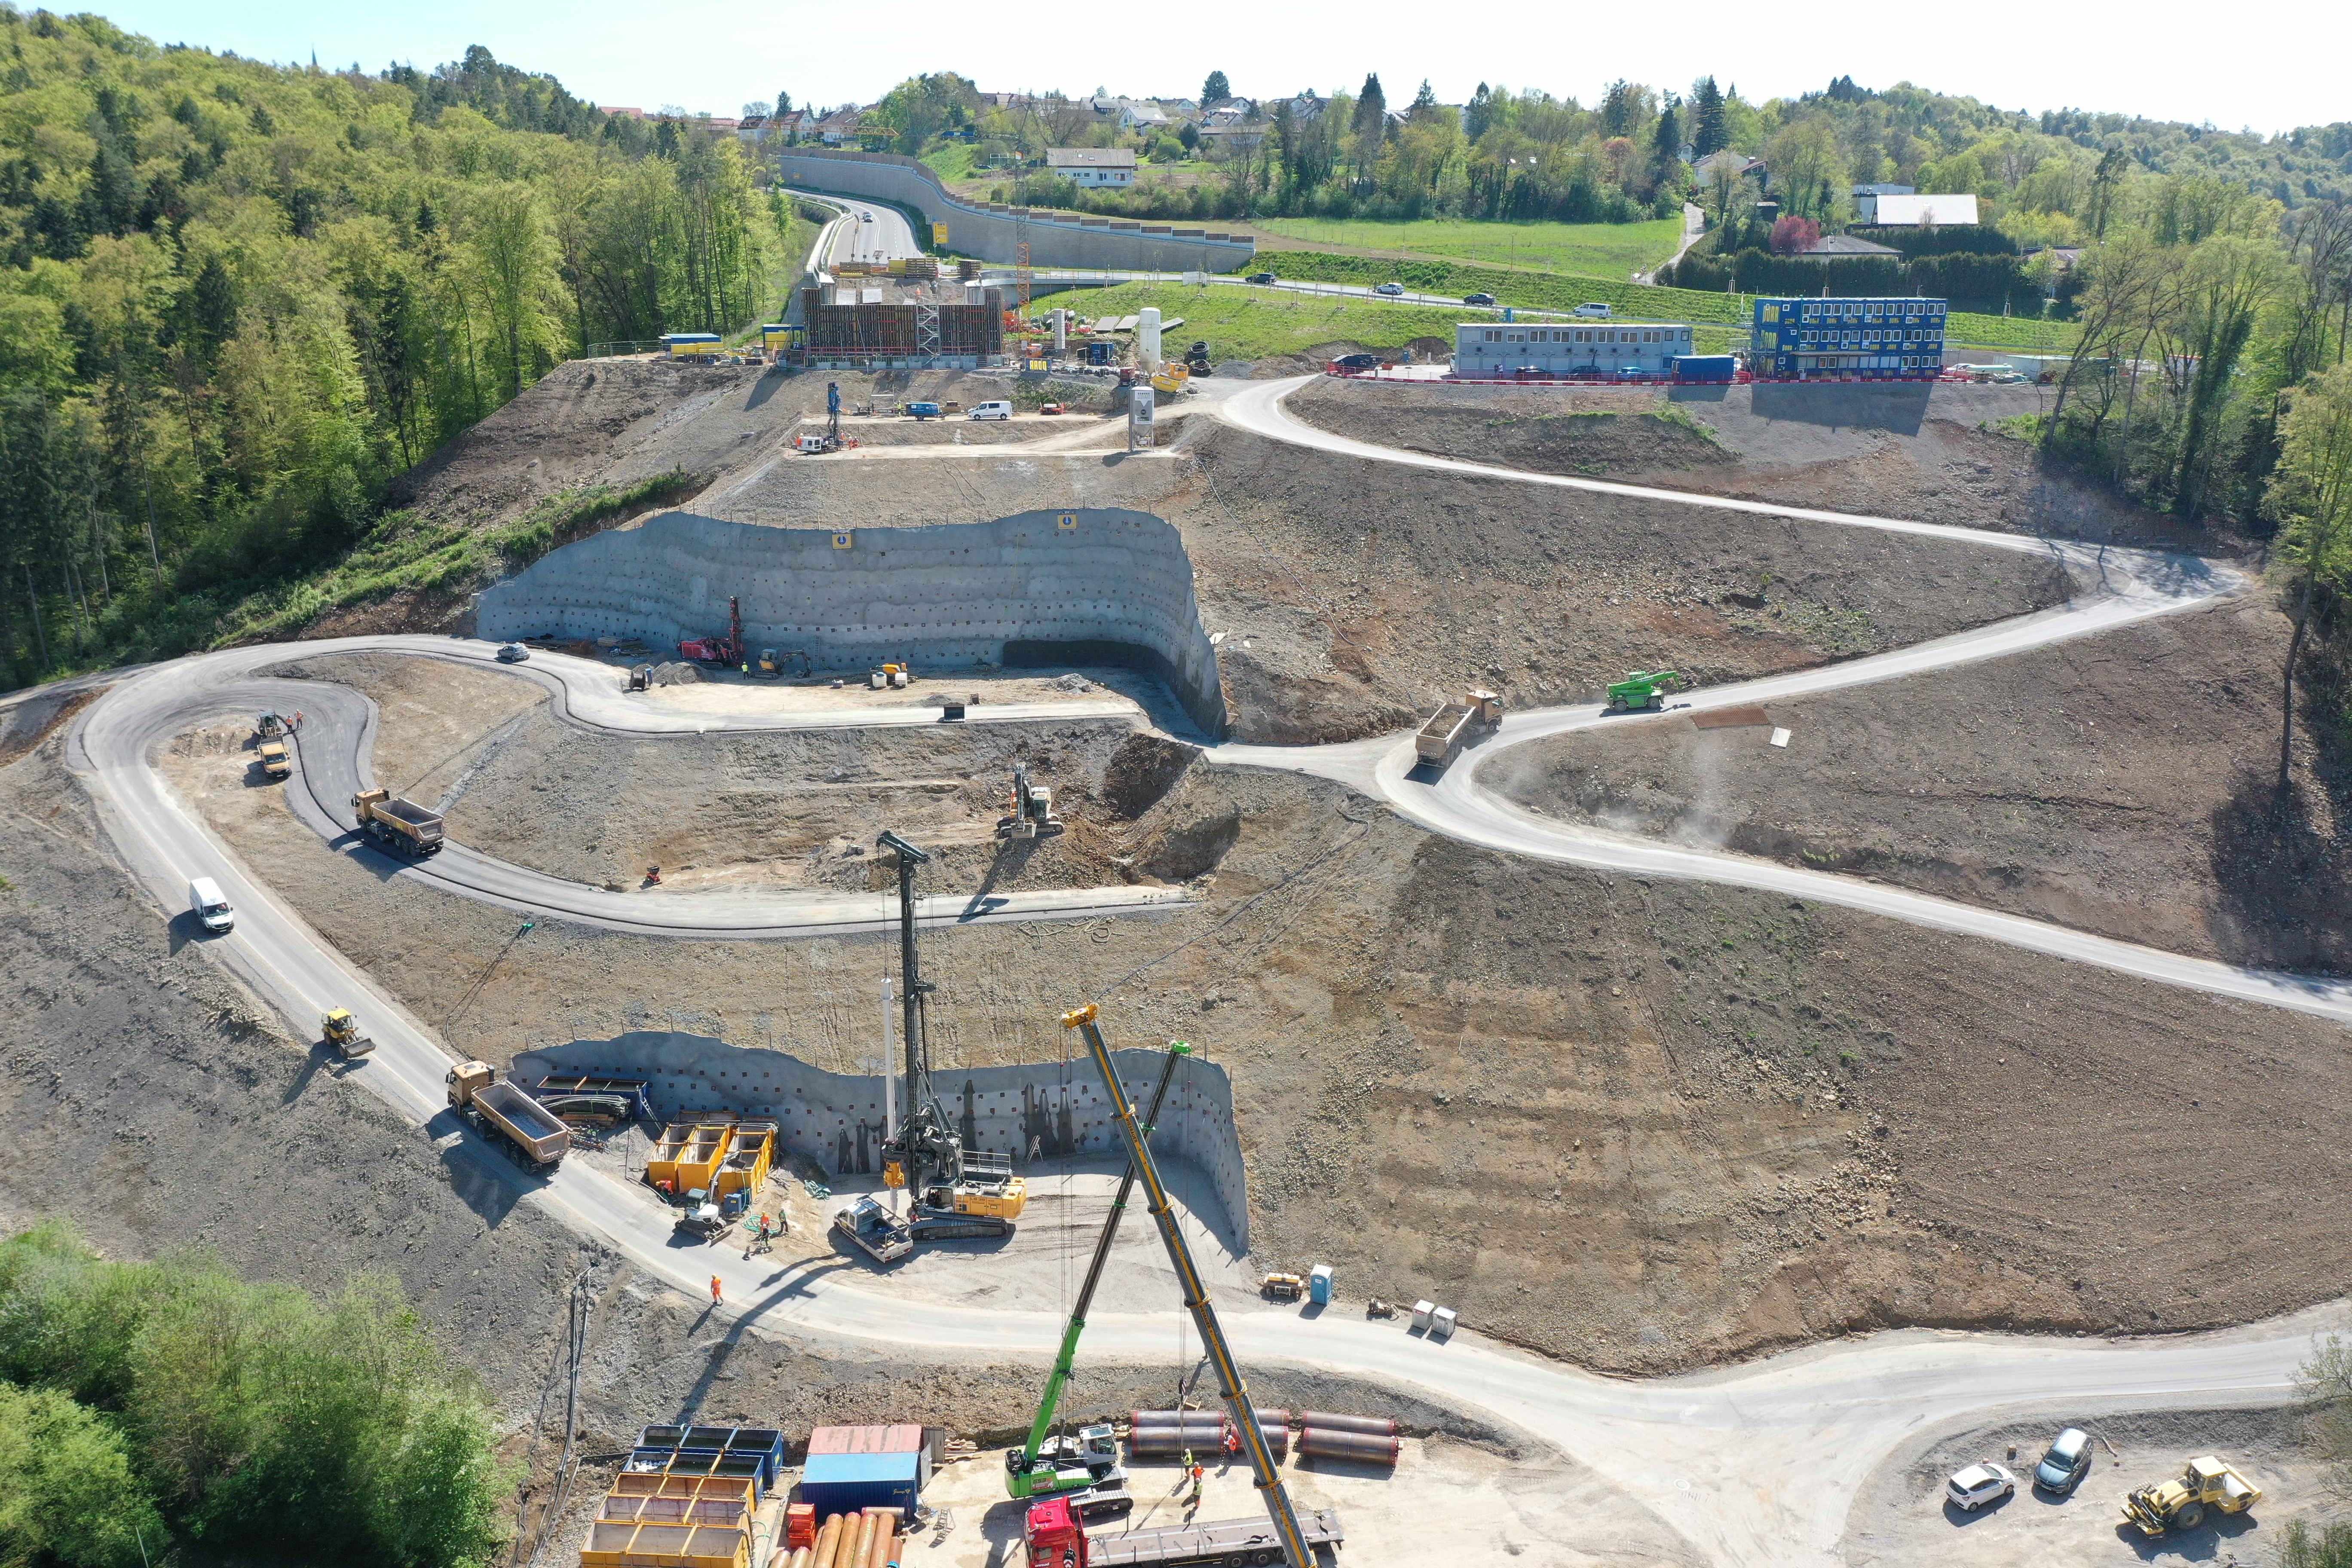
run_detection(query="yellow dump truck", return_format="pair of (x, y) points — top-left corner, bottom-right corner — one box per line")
(257, 737), (291, 779)
(351, 787), (445, 857)
(446, 1062), (571, 1171)
(1415, 689), (1506, 769)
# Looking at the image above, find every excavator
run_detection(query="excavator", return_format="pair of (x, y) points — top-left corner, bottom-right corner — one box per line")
(1001, 763), (1063, 840)
(867, 831), (1026, 1243)
(1001, 1041), (1192, 1517)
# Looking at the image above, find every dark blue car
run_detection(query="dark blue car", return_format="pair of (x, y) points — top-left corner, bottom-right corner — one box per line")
(2034, 1428), (2093, 1495)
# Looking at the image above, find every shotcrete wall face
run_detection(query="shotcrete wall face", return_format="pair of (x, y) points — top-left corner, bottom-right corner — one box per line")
(514, 1032), (1251, 1251)
(474, 508), (1226, 736)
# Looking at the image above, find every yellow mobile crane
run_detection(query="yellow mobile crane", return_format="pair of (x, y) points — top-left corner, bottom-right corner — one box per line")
(1059, 1004), (1320, 1568)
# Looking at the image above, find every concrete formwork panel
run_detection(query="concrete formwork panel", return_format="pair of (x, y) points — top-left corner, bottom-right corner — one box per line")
(514, 1032), (1251, 1251)
(473, 508), (1225, 736)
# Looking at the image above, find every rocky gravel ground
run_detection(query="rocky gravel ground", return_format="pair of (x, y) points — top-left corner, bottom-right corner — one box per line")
(1489, 597), (2352, 973)
(1286, 377), (2216, 551)
(1844, 1397), (2342, 1568)
(144, 677), (2352, 1378)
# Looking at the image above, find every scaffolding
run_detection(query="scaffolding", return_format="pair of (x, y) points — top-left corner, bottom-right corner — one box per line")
(1015, 237), (1032, 319)
(915, 296), (941, 361)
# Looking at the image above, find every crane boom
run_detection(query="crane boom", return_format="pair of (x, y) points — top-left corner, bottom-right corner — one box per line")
(1005, 1041), (1190, 1499)
(1060, 1004), (1313, 1568)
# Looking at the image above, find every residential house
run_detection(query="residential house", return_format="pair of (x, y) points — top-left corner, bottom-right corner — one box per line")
(816, 107), (867, 145)
(1788, 234), (1903, 260)
(1851, 182), (1914, 223)
(1046, 147), (1137, 187)
(1870, 192), (1980, 227)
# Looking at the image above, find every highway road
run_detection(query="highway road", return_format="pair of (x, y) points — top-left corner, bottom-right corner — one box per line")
(48, 385), (2352, 1567)
(786, 189), (922, 269)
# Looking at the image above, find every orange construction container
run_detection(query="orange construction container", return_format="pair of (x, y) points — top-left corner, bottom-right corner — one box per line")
(578, 1519), (748, 1568)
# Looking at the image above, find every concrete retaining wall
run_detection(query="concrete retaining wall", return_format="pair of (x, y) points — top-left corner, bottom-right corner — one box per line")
(778, 149), (1254, 274)
(514, 1032), (1250, 1250)
(473, 508), (1226, 736)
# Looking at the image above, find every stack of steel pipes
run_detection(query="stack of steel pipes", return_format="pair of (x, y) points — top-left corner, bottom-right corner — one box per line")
(780, 1505), (901, 1568)
(1296, 1411), (1400, 1466)
(1125, 1409), (1290, 1461)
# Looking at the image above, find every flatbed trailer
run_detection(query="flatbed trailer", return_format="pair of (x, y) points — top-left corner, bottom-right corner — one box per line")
(1031, 1502), (1344, 1568)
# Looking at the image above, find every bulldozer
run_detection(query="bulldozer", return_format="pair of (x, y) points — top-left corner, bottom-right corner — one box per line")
(2121, 1455), (2261, 1536)
(1605, 670), (1680, 712)
(321, 1008), (375, 1060)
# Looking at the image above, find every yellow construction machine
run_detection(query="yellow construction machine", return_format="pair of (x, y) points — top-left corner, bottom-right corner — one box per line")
(2121, 1455), (2261, 1536)
(321, 1008), (374, 1060)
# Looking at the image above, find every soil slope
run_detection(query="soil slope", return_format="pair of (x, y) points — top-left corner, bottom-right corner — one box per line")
(1286, 377), (2212, 550)
(148, 670), (2352, 1376)
(1489, 598), (2352, 971)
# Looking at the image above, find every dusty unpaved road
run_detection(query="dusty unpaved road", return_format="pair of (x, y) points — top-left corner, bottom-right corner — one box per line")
(39, 380), (2352, 1568)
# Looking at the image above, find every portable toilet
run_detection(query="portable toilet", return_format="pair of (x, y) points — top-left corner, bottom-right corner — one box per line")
(1430, 1306), (1458, 1341)
(1410, 1300), (1435, 1331)
(1308, 1265), (1334, 1305)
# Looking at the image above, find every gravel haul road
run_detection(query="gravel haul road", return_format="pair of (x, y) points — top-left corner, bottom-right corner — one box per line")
(47, 379), (2352, 1568)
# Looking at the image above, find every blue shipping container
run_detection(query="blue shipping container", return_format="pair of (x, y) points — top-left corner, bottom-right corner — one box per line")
(801, 1450), (921, 1518)
(1672, 355), (1737, 383)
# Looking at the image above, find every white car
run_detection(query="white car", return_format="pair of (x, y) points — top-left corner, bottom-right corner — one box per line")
(1573, 302), (1612, 319)
(1373, 282), (1405, 296)
(1945, 1462), (2016, 1512)
(495, 643), (529, 662)
(968, 400), (1012, 420)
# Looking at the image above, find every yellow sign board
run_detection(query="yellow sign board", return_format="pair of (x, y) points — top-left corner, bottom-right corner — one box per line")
(1057, 513), (1078, 532)
(932, 222), (949, 248)
(832, 531), (854, 549)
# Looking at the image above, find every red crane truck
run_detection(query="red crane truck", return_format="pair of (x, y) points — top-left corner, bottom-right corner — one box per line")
(1023, 1496), (1343, 1568)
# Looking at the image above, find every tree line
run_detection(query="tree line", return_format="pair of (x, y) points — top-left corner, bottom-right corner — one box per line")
(0, 13), (797, 688)
(0, 1222), (509, 1567)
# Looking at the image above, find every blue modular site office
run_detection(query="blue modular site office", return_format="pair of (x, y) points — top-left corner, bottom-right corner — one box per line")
(1752, 296), (1947, 380)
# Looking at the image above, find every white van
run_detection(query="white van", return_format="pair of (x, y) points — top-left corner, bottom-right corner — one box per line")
(190, 877), (234, 934)
(1572, 302), (1613, 319)
(968, 400), (1013, 420)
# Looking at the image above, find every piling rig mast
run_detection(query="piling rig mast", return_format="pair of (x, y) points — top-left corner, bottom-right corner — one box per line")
(1060, 1004), (1316, 1568)
(876, 830), (1026, 1238)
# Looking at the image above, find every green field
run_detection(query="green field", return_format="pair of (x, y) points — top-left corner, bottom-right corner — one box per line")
(1253, 251), (2077, 353)
(1039, 282), (1468, 362)
(1253, 215), (1685, 279)
(920, 144), (979, 183)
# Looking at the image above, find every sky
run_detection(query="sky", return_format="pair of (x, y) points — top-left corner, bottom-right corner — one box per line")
(96, 0), (2341, 139)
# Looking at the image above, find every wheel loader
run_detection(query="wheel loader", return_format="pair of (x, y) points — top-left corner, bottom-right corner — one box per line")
(321, 1008), (374, 1060)
(2121, 1455), (2261, 1536)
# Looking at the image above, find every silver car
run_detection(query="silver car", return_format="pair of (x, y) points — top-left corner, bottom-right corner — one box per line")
(1945, 1461), (2015, 1512)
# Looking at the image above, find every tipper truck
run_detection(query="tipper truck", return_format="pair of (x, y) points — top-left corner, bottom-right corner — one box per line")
(446, 1061), (570, 1171)
(1415, 689), (1504, 769)
(352, 788), (445, 856)
(1024, 1496), (1344, 1568)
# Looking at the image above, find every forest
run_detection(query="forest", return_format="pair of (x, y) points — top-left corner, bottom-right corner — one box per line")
(0, 11), (798, 688)
(0, 1222), (510, 1568)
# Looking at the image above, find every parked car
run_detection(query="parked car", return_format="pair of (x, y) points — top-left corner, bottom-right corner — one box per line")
(968, 400), (1013, 420)
(1331, 353), (1380, 371)
(1463, 291), (1497, 306)
(1946, 1462), (2016, 1512)
(1246, 271), (1277, 285)
(1372, 281), (1406, 296)
(1036, 402), (1069, 415)
(2033, 1429), (2093, 1496)
(496, 643), (529, 662)
(1572, 301), (1613, 318)
(1512, 366), (1554, 379)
